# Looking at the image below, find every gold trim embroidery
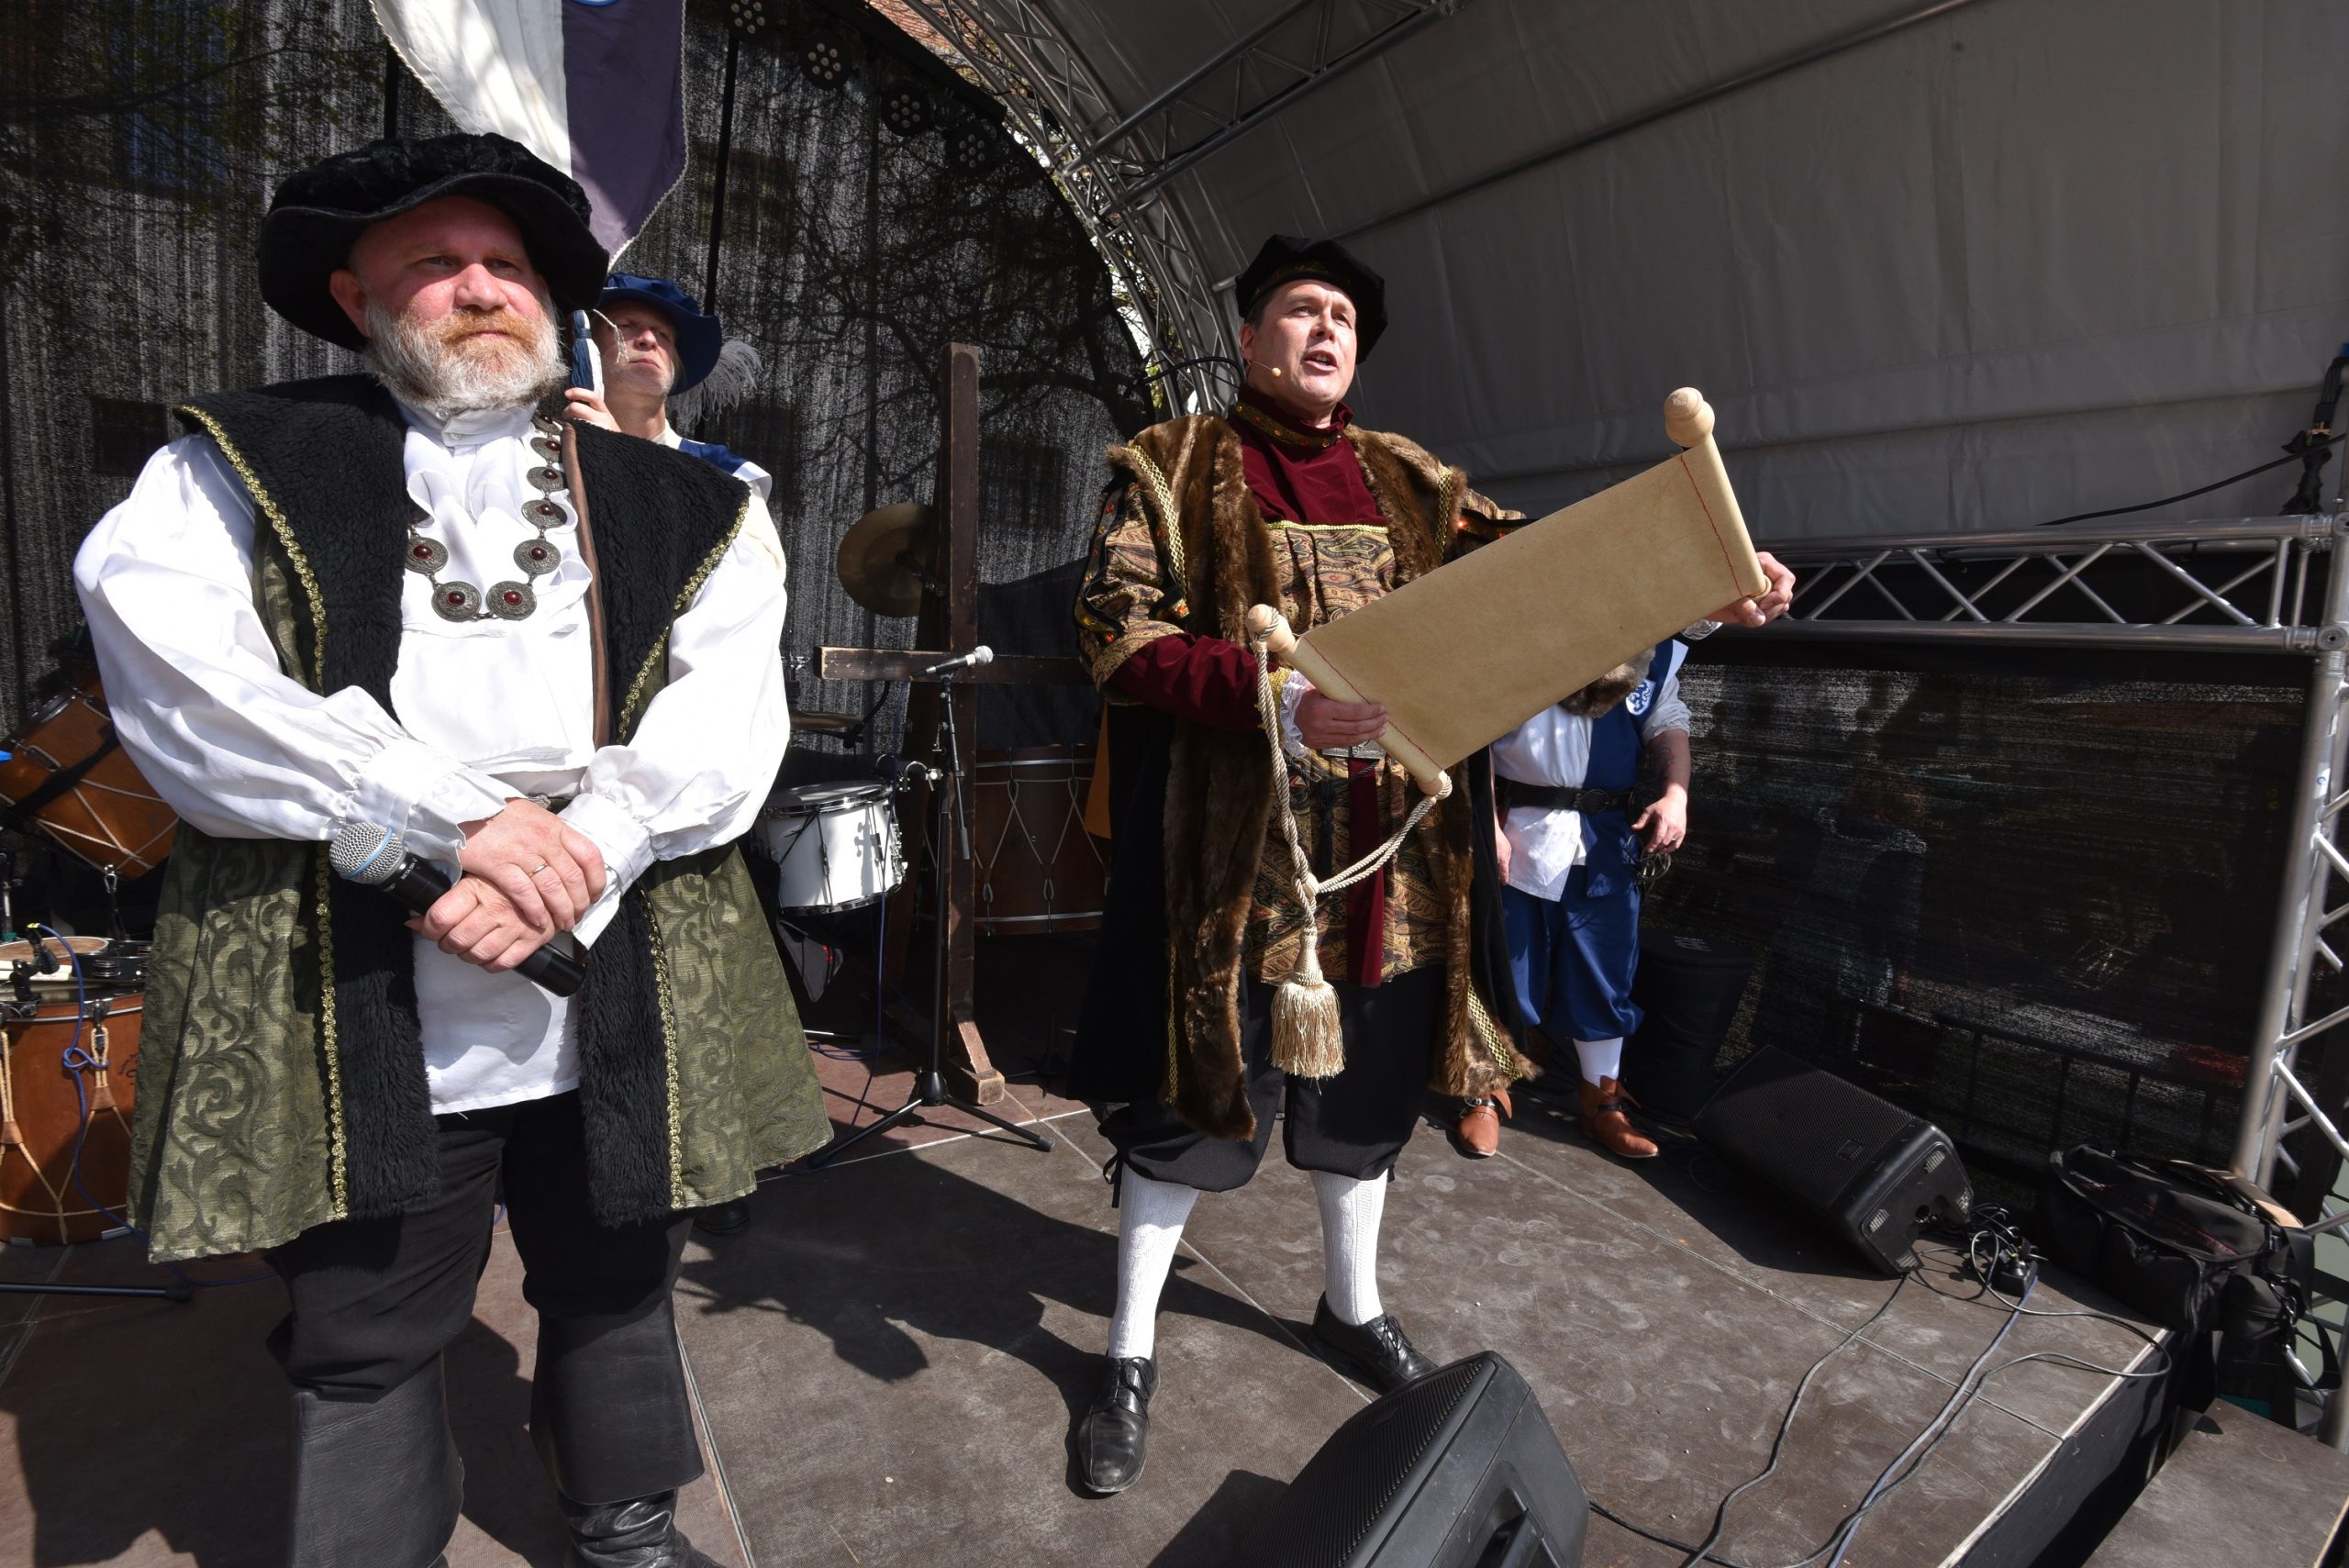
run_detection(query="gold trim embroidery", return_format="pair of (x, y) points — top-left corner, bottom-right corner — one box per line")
(646, 903), (685, 1207)
(1123, 446), (1188, 612)
(175, 406), (329, 688)
(1163, 929), (1182, 1102)
(177, 406), (350, 1217)
(311, 848), (350, 1217)
(618, 489), (751, 736)
(1466, 984), (1519, 1079)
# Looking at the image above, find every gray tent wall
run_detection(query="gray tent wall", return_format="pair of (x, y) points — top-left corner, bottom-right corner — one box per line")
(1041, 0), (2349, 536)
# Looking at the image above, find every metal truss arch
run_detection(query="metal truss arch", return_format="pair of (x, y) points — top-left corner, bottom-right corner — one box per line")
(886, 0), (1467, 414)
(887, 0), (1238, 413)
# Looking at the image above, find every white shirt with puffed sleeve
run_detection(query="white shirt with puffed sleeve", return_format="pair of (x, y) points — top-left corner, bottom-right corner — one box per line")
(74, 398), (792, 1113)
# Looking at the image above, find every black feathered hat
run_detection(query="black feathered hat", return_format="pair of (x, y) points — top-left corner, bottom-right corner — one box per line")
(259, 133), (609, 351)
(1234, 235), (1388, 359)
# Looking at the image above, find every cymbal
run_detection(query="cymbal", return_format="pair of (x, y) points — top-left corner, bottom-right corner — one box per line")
(790, 708), (862, 736)
(836, 502), (934, 617)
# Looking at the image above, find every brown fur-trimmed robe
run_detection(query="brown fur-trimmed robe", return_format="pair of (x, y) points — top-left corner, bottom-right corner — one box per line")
(1093, 415), (1536, 1141)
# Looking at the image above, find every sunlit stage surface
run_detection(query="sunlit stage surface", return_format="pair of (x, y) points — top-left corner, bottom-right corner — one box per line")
(0, 940), (2211, 1568)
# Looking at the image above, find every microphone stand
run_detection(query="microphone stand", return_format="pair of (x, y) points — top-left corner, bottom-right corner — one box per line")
(807, 667), (1049, 1166)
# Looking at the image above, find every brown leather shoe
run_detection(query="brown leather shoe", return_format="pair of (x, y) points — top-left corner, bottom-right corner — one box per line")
(1578, 1076), (1658, 1160)
(1453, 1089), (1512, 1158)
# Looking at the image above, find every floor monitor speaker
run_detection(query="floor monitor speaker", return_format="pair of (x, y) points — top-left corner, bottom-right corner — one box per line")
(1625, 928), (1755, 1118)
(1694, 1045), (1970, 1273)
(1225, 1351), (1586, 1568)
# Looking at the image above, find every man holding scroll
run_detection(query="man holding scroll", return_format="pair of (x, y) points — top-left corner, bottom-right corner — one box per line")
(1067, 234), (1791, 1495)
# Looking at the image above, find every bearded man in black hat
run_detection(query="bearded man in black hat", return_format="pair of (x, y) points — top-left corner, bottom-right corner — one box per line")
(73, 133), (828, 1567)
(1066, 236), (1794, 1495)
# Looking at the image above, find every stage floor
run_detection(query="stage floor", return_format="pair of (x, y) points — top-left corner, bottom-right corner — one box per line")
(0, 940), (2178, 1567)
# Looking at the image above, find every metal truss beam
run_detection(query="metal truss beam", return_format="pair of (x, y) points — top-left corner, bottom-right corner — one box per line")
(1761, 517), (2344, 653)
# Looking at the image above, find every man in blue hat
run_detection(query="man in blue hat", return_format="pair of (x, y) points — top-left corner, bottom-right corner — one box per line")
(566, 272), (774, 501)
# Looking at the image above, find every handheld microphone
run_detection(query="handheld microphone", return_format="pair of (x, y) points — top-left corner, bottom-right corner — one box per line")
(918, 645), (993, 677)
(330, 824), (587, 997)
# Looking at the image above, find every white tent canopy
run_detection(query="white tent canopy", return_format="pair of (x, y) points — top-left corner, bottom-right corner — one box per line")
(936, 0), (2349, 539)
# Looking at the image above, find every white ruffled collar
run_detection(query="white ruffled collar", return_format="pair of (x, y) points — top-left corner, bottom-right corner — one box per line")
(391, 395), (539, 450)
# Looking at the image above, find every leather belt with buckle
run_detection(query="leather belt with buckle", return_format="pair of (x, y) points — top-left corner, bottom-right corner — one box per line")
(1501, 781), (1633, 814)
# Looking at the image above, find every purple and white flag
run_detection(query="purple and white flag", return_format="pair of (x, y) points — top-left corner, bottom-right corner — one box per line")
(372, 0), (686, 255)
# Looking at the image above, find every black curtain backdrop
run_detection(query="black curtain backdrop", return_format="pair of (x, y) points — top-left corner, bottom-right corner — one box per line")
(0, 0), (1148, 756)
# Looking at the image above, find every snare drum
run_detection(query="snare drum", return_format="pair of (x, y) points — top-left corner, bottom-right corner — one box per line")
(757, 782), (905, 913)
(1, 992), (141, 1245)
(0, 935), (113, 991)
(973, 747), (1108, 935)
(0, 666), (177, 877)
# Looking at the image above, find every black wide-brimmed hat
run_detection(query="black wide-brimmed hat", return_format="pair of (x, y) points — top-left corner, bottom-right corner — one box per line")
(259, 133), (610, 351)
(1235, 235), (1388, 359)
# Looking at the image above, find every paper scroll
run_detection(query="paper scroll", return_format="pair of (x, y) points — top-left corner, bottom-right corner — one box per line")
(1264, 389), (1766, 795)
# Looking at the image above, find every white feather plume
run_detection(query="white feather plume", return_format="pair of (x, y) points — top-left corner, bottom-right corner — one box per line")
(670, 338), (764, 433)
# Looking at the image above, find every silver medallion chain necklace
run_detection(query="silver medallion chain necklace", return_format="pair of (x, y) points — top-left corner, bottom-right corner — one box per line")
(404, 411), (574, 622)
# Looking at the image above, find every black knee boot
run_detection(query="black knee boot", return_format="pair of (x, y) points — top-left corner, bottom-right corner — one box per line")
(286, 1356), (462, 1568)
(556, 1489), (722, 1568)
(534, 1297), (714, 1567)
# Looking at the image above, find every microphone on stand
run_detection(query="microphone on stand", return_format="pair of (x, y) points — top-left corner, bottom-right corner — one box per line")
(918, 645), (993, 678)
(329, 823), (587, 997)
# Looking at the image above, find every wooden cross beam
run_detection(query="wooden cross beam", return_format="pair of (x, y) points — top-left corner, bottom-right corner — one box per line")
(814, 343), (1088, 1105)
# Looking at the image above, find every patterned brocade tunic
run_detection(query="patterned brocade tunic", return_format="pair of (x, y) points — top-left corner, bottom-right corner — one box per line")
(1075, 464), (1453, 986)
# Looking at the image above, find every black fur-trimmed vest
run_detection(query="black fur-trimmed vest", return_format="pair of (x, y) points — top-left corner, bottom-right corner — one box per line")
(127, 375), (826, 1259)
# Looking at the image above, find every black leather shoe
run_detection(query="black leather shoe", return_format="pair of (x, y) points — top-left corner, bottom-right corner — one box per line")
(1074, 1355), (1157, 1495)
(1310, 1296), (1436, 1393)
(557, 1489), (721, 1568)
(693, 1199), (751, 1237)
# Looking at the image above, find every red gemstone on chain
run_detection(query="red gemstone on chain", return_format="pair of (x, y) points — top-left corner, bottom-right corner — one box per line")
(502, 590), (523, 606)
(444, 590), (464, 606)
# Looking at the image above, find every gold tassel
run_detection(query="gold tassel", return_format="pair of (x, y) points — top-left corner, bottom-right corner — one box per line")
(1272, 932), (1345, 1079)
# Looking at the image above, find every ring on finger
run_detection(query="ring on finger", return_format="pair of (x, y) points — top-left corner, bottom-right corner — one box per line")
(529, 862), (551, 876)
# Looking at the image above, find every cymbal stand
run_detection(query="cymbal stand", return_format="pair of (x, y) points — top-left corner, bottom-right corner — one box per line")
(807, 670), (1049, 1166)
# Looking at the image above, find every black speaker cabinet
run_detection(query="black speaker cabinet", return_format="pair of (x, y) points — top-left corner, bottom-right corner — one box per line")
(1694, 1045), (1971, 1273)
(1625, 928), (1756, 1119)
(1225, 1351), (1586, 1568)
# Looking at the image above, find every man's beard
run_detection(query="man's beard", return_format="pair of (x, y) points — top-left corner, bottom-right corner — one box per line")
(362, 295), (565, 422)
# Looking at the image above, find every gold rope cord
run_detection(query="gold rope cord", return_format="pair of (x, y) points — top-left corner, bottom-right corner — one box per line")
(1249, 627), (1443, 1076)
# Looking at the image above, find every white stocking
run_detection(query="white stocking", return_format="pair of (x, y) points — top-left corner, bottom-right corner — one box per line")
(1575, 1035), (1624, 1085)
(1312, 1169), (1388, 1327)
(1107, 1171), (1199, 1361)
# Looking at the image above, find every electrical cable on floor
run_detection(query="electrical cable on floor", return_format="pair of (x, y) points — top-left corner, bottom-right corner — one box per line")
(1659, 1277), (1913, 1568)
(1590, 1206), (2175, 1568)
(2034, 431), (2344, 527)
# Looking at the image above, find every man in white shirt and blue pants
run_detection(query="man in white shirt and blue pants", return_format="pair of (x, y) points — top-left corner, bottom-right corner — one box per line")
(1460, 637), (1698, 1160)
